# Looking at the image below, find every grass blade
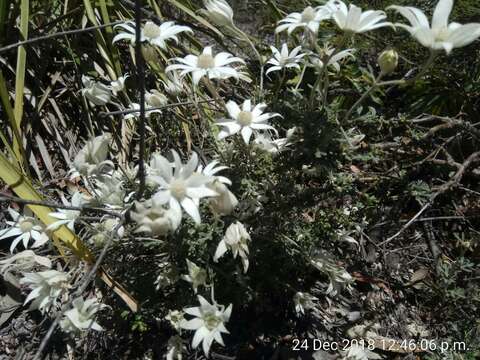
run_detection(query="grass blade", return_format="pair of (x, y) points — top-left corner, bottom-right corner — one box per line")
(12, 0), (29, 168)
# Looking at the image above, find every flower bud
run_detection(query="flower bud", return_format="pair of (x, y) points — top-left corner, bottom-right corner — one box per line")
(208, 180), (238, 216)
(82, 76), (111, 106)
(378, 49), (399, 75)
(141, 44), (159, 62)
(202, 0), (234, 27)
(146, 89), (168, 108)
(73, 133), (113, 176)
(131, 200), (180, 236)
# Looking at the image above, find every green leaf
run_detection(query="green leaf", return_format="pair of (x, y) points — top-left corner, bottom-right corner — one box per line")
(12, 0), (29, 168)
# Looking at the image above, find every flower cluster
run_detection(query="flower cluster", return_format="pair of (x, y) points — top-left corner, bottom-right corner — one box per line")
(3, 0), (480, 357)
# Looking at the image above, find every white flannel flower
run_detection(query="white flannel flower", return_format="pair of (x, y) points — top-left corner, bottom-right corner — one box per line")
(20, 270), (70, 313)
(253, 127), (296, 154)
(333, 1), (392, 33)
(0, 250), (52, 275)
(113, 21), (192, 49)
(181, 295), (232, 356)
(181, 259), (207, 293)
(216, 99), (281, 144)
(109, 74), (128, 95)
(72, 133), (113, 177)
(92, 173), (126, 208)
(198, 161), (238, 216)
(161, 71), (185, 96)
(47, 192), (86, 232)
(276, 5), (333, 35)
(201, 0), (234, 27)
(131, 199), (181, 236)
(336, 228), (358, 246)
(0, 209), (49, 253)
(214, 221), (251, 273)
(150, 150), (218, 224)
(266, 44), (305, 75)
(293, 291), (317, 315)
(388, 0), (480, 54)
(60, 297), (105, 333)
(166, 46), (245, 85)
(311, 255), (353, 296)
(81, 75), (111, 106)
(146, 89), (168, 108)
(310, 45), (355, 72)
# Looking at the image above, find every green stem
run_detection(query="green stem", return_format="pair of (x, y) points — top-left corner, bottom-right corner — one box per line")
(294, 64), (307, 91)
(274, 69), (286, 99)
(232, 25), (264, 99)
(344, 73), (384, 122)
(309, 35), (348, 109)
(377, 51), (438, 88)
(203, 78), (226, 112)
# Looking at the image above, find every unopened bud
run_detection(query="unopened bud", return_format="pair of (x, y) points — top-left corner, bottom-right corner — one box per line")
(141, 45), (158, 62)
(378, 49), (398, 75)
(202, 0), (235, 28)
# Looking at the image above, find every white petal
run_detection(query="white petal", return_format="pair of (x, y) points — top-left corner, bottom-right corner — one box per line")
(181, 198), (201, 224)
(225, 100), (241, 119)
(240, 127), (253, 144)
(214, 240), (228, 261)
(186, 187), (218, 199)
(432, 0), (453, 30)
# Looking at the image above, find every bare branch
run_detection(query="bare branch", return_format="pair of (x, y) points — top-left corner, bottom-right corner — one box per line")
(0, 21), (123, 54)
(379, 150), (480, 246)
(0, 192), (123, 218)
(98, 99), (216, 118)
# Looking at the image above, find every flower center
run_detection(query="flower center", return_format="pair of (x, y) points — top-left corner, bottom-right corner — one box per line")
(170, 179), (187, 200)
(279, 56), (290, 66)
(237, 111), (253, 127)
(146, 208), (164, 221)
(143, 22), (161, 39)
(19, 219), (34, 233)
(434, 27), (449, 41)
(301, 7), (316, 23)
(203, 312), (221, 330)
(197, 54), (215, 69)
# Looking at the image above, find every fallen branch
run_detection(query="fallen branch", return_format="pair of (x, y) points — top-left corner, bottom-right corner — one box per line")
(379, 151), (480, 246)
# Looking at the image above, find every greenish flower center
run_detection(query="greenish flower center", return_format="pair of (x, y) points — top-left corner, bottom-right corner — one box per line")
(19, 219), (34, 233)
(238, 111), (253, 127)
(143, 22), (161, 39)
(434, 27), (449, 41)
(203, 311), (221, 330)
(301, 7), (316, 23)
(197, 54), (215, 69)
(170, 179), (187, 200)
(146, 209), (164, 221)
